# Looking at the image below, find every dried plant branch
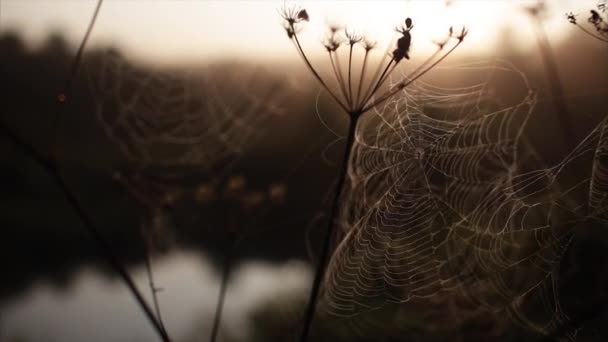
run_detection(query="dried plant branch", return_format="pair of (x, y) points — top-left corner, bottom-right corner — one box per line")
(298, 112), (360, 342)
(574, 22), (608, 42)
(141, 222), (168, 336)
(290, 27), (349, 112)
(355, 46), (372, 107)
(209, 240), (235, 342)
(0, 0), (171, 340)
(0, 122), (171, 342)
(363, 38), (463, 112)
(529, 8), (576, 150)
(279, 6), (465, 341)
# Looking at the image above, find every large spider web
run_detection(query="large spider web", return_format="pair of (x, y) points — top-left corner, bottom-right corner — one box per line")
(321, 61), (607, 340)
(87, 50), (289, 171)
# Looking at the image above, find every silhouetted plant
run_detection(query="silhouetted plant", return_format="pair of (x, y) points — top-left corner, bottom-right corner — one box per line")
(526, 1), (576, 151)
(280, 4), (467, 341)
(566, 1), (608, 43)
(0, 1), (172, 340)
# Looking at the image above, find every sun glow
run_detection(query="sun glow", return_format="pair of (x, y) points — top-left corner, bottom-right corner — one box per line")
(0, 0), (596, 64)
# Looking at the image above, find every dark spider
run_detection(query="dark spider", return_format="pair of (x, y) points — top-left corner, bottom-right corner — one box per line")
(393, 17), (413, 62)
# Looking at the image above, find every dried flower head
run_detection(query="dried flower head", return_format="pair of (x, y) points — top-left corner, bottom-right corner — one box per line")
(566, 12), (577, 24)
(281, 8), (467, 341)
(323, 35), (342, 52)
(280, 8), (465, 116)
(565, 3), (608, 42)
(280, 4), (309, 38)
(454, 26), (469, 41)
(345, 28), (362, 45)
(434, 26), (453, 49)
(362, 38), (377, 51)
(279, 4), (308, 24)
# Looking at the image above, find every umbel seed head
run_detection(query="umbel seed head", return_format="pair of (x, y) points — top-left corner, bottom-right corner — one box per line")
(280, 6), (466, 115)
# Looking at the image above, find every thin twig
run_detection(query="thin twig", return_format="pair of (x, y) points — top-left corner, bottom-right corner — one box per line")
(348, 45), (354, 107)
(1, 0), (171, 340)
(358, 37), (395, 109)
(355, 50), (370, 109)
(360, 57), (395, 111)
(334, 50), (350, 106)
(329, 51), (350, 107)
(291, 30), (349, 112)
(209, 239), (235, 342)
(574, 23), (608, 43)
(298, 113), (360, 342)
(141, 220), (168, 336)
(531, 16), (576, 151)
(363, 40), (462, 112)
(0, 122), (171, 342)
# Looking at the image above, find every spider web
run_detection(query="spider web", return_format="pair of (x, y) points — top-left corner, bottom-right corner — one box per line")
(321, 61), (605, 340)
(87, 49), (288, 172)
(587, 117), (608, 222)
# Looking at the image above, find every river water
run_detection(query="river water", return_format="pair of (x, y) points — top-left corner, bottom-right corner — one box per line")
(1, 252), (311, 342)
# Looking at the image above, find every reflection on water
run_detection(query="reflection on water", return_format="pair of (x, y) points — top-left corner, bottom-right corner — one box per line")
(0, 252), (311, 342)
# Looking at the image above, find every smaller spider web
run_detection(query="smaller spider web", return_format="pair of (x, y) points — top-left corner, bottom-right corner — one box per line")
(87, 50), (289, 172)
(588, 117), (608, 222)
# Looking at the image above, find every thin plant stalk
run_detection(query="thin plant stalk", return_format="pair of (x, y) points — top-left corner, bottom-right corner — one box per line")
(363, 40), (462, 113)
(334, 51), (350, 105)
(290, 33), (349, 112)
(141, 221), (168, 336)
(329, 51), (350, 107)
(356, 33), (398, 109)
(528, 10), (589, 341)
(530, 14), (576, 150)
(362, 58), (395, 105)
(209, 239), (235, 342)
(359, 55), (394, 109)
(355, 50), (370, 108)
(0, 0), (172, 340)
(348, 45), (354, 107)
(574, 22), (608, 42)
(281, 13), (466, 341)
(0, 123), (171, 342)
(299, 112), (360, 342)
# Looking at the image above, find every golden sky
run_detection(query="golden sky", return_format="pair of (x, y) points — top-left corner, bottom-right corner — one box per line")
(0, 0), (599, 64)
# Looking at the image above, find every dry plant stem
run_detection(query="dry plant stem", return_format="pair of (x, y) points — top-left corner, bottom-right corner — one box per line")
(362, 58), (395, 108)
(361, 57), (395, 109)
(531, 18), (576, 150)
(574, 23), (608, 43)
(348, 45), (354, 107)
(291, 31), (348, 112)
(23, 0), (171, 340)
(334, 52), (350, 105)
(404, 47), (442, 85)
(363, 41), (462, 112)
(359, 41), (394, 108)
(355, 51), (370, 107)
(142, 230), (167, 335)
(0, 122), (171, 342)
(299, 112), (360, 342)
(209, 240), (234, 342)
(329, 52), (350, 106)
